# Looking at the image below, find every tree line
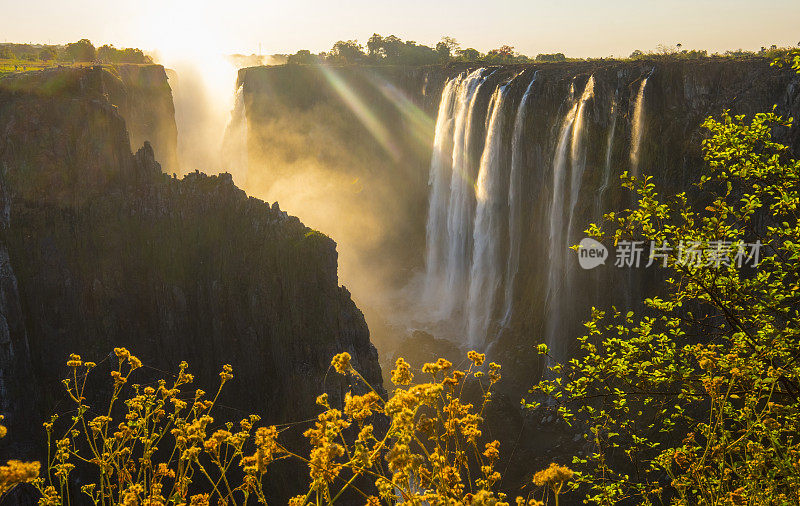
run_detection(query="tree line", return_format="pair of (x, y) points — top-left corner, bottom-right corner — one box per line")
(287, 34), (568, 65)
(284, 35), (799, 66)
(0, 39), (152, 64)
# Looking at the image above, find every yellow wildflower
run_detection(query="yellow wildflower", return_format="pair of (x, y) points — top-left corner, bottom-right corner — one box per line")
(391, 358), (414, 385)
(344, 391), (382, 421)
(533, 462), (574, 490)
(468, 350), (486, 366)
(331, 352), (353, 374)
(0, 459), (40, 495)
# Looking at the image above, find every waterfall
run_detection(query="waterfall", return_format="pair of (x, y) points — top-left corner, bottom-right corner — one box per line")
(221, 84), (249, 185)
(544, 91), (578, 361)
(424, 77), (462, 306)
(630, 75), (649, 177)
(544, 76), (595, 363)
(421, 70), (623, 353)
(596, 96), (618, 217)
(442, 69), (490, 320)
(502, 72), (538, 326)
(423, 69), (488, 322)
(566, 76), (595, 239)
(467, 84), (510, 347)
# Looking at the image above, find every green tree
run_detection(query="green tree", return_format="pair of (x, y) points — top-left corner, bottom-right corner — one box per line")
(435, 41), (451, 61)
(366, 33), (384, 59)
(457, 48), (481, 61)
(287, 49), (318, 65)
(39, 47), (57, 61)
(65, 39), (96, 62)
(436, 36), (460, 61)
(486, 45), (516, 62)
(380, 35), (404, 61)
(0, 47), (15, 60)
(535, 52), (566, 62)
(97, 44), (116, 63)
(329, 40), (366, 64)
(529, 60), (800, 503)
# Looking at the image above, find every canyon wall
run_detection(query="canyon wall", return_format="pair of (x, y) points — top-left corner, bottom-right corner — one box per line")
(236, 60), (800, 389)
(111, 64), (179, 170)
(0, 67), (381, 500)
(233, 59), (800, 487)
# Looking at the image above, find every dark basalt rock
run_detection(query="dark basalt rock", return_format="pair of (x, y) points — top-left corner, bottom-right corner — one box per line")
(237, 59), (800, 391)
(234, 59), (800, 496)
(0, 67), (382, 502)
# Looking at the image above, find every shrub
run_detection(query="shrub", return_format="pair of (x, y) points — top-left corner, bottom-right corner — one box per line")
(1, 348), (571, 504)
(528, 103), (800, 502)
(0, 417), (40, 496)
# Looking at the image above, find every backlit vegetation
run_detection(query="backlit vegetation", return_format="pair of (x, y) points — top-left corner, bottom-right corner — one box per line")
(527, 57), (800, 504)
(0, 349), (572, 504)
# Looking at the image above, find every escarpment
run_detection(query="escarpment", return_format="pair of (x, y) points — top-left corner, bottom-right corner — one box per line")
(232, 57), (800, 493)
(236, 59), (800, 383)
(0, 68), (382, 501)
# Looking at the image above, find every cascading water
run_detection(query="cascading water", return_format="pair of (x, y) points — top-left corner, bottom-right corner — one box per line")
(566, 76), (595, 240)
(543, 83), (579, 361)
(596, 96), (618, 217)
(466, 83), (511, 347)
(442, 69), (490, 320)
(424, 77), (462, 308)
(502, 72), (538, 326)
(421, 69), (647, 356)
(630, 75), (650, 177)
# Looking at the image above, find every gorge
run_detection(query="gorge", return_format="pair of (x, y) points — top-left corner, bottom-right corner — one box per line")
(231, 59), (800, 391)
(1, 55), (800, 501)
(0, 66), (382, 502)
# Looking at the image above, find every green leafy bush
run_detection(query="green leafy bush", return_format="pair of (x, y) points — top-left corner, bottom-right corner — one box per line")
(529, 104), (800, 503)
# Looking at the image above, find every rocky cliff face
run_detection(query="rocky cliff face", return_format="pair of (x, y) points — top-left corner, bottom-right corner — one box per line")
(0, 67), (381, 499)
(236, 60), (800, 382)
(111, 64), (179, 170)
(233, 61), (800, 485)
(0, 64), (179, 172)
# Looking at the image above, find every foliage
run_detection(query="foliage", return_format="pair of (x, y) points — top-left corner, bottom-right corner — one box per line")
(436, 37), (460, 61)
(288, 50), (320, 66)
(97, 44), (153, 64)
(528, 100), (800, 503)
(485, 46), (517, 63)
(282, 34), (535, 66)
(534, 53), (566, 62)
(329, 40), (367, 64)
(772, 47), (800, 73)
(0, 416), (40, 496)
(65, 39), (96, 62)
(363, 34), (440, 65)
(39, 47), (57, 61)
(1, 349), (572, 504)
(456, 48), (482, 62)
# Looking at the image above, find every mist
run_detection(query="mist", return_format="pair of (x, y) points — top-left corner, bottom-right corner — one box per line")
(218, 66), (437, 359)
(165, 56), (242, 179)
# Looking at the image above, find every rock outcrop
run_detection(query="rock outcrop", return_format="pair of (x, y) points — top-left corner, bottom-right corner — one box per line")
(0, 67), (381, 500)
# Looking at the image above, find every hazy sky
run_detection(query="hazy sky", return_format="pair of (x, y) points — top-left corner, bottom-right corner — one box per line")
(4, 0), (799, 58)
